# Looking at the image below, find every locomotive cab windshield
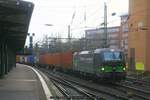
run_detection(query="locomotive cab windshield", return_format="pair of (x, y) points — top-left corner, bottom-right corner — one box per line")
(101, 50), (126, 72)
(103, 51), (124, 61)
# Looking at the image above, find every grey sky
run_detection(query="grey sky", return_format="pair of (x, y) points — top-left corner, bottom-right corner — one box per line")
(24, 0), (128, 46)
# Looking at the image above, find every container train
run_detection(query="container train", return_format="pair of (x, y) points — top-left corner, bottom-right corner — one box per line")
(16, 54), (35, 65)
(16, 48), (126, 81)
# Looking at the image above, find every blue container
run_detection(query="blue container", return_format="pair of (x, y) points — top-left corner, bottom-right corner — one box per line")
(27, 55), (35, 64)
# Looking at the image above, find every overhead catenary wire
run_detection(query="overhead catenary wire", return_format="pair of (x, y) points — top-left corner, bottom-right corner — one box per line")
(71, 1), (123, 31)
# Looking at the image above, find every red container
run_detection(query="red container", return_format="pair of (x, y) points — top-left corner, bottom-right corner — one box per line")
(39, 51), (73, 70)
(61, 51), (73, 70)
(39, 54), (46, 64)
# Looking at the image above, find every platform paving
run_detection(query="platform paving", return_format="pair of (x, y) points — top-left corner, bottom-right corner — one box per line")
(0, 64), (47, 100)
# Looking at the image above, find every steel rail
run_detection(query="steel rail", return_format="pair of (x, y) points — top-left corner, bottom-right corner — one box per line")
(38, 68), (128, 100)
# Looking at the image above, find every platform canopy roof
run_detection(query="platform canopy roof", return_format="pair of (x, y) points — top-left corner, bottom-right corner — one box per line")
(0, 0), (34, 51)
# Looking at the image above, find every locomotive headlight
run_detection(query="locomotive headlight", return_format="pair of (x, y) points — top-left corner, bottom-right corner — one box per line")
(101, 67), (105, 71)
(123, 67), (126, 71)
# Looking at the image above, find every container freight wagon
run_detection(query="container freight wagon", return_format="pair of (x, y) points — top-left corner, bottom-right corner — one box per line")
(16, 55), (35, 65)
(42, 53), (61, 68)
(39, 51), (73, 70)
(16, 55), (28, 63)
(27, 55), (35, 65)
(16, 55), (20, 63)
(61, 51), (73, 70)
(39, 54), (46, 67)
(52, 53), (61, 67)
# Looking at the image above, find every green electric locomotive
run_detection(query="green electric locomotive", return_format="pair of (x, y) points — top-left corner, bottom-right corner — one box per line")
(73, 48), (126, 81)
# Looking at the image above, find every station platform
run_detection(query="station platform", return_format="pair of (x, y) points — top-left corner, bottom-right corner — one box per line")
(0, 64), (53, 100)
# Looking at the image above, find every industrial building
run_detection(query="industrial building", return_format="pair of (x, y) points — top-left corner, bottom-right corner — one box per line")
(128, 0), (150, 72)
(85, 26), (120, 49)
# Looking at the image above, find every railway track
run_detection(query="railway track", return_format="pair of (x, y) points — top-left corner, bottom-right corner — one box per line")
(113, 77), (150, 100)
(126, 77), (150, 87)
(37, 67), (150, 100)
(111, 82), (150, 100)
(53, 70), (150, 100)
(51, 81), (90, 100)
(51, 81), (71, 99)
(38, 68), (129, 100)
(43, 70), (102, 100)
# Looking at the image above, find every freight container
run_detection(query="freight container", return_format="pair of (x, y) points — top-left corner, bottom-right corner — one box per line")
(61, 51), (73, 70)
(16, 55), (28, 63)
(39, 51), (73, 70)
(16, 55), (20, 63)
(39, 54), (46, 64)
(27, 55), (35, 64)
